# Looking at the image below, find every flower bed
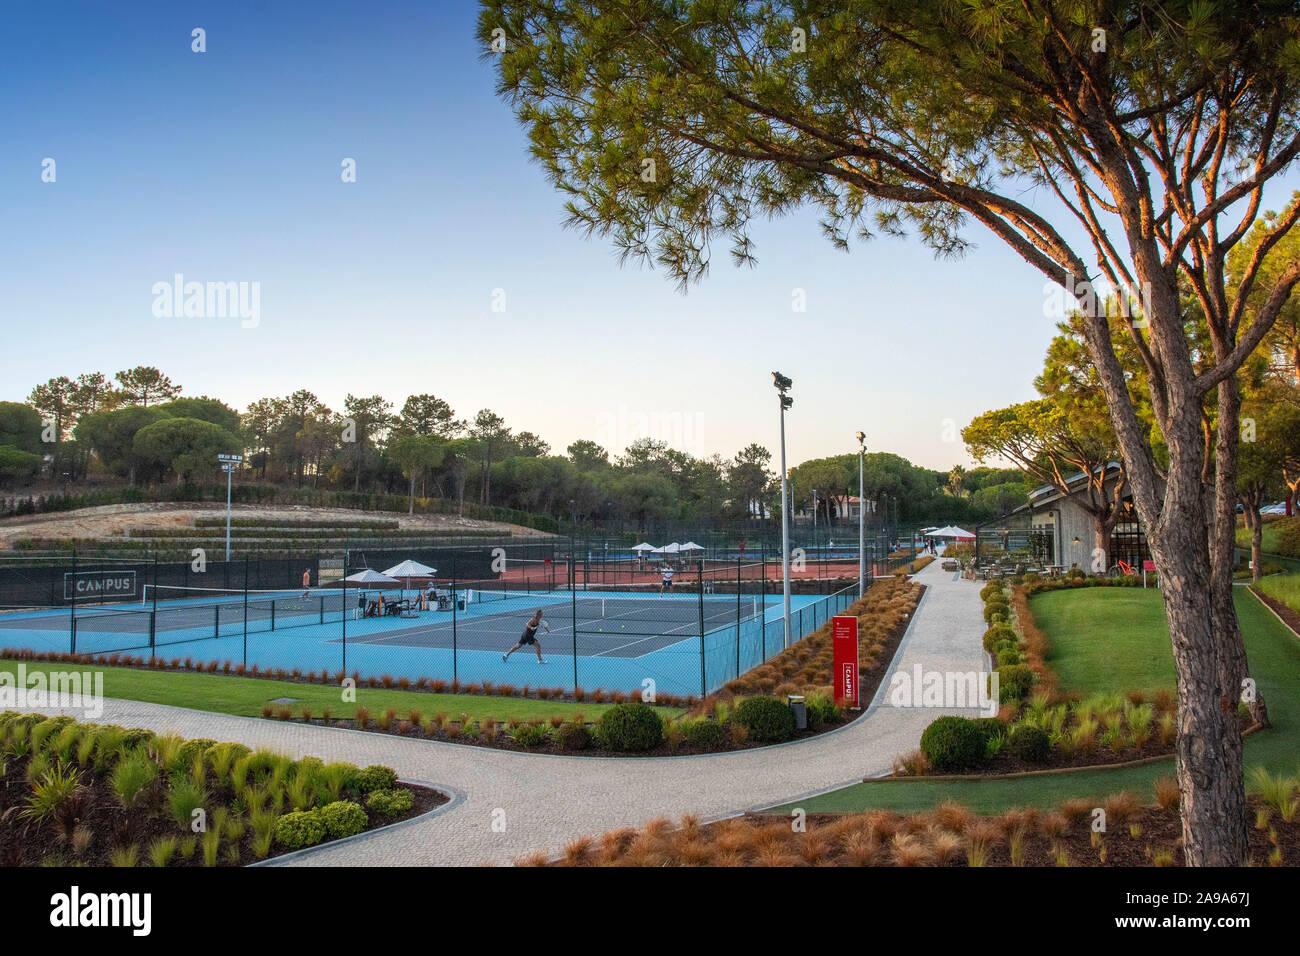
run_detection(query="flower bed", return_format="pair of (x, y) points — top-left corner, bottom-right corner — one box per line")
(0, 712), (443, 866)
(521, 772), (1300, 866)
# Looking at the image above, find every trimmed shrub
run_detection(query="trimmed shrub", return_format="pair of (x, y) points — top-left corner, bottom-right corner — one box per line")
(1008, 724), (1052, 763)
(366, 788), (413, 815)
(997, 665), (1035, 701)
(553, 721), (590, 751)
(274, 809), (325, 849)
(351, 765), (398, 794)
(979, 582), (1005, 602)
(985, 605), (1010, 625)
(319, 800), (368, 839)
(510, 723), (549, 749)
(732, 695), (796, 743)
(997, 647), (1023, 667)
(982, 624), (1017, 653)
(680, 718), (725, 749)
(804, 692), (841, 731)
(971, 717), (1008, 743)
(595, 703), (664, 752)
(919, 716), (986, 772)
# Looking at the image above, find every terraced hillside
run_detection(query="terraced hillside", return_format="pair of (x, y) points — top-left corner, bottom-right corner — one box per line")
(0, 502), (553, 557)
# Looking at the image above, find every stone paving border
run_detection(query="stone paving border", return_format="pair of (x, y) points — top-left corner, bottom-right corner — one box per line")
(21, 554), (989, 865)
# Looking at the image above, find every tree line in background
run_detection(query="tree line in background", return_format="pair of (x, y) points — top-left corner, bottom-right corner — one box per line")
(1, 366), (1020, 529)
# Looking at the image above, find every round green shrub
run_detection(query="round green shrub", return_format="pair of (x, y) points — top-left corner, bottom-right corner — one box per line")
(553, 721), (591, 750)
(595, 702), (664, 752)
(982, 624), (1017, 653)
(681, 718), (725, 749)
(919, 716), (986, 772)
(274, 809), (325, 849)
(510, 723), (549, 749)
(997, 647), (1022, 667)
(984, 602), (1009, 623)
(997, 665), (1035, 701)
(1008, 724), (1051, 763)
(366, 788), (413, 815)
(351, 765), (398, 794)
(732, 696), (796, 742)
(319, 800), (368, 839)
(979, 582), (1004, 602)
(971, 717), (1007, 743)
(122, 728), (154, 749)
(804, 692), (841, 731)
(175, 738), (216, 770)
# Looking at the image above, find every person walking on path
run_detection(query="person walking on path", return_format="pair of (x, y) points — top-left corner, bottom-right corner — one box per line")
(503, 609), (550, 664)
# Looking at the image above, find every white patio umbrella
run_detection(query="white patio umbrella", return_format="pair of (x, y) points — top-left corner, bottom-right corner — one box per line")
(342, 569), (400, 609)
(660, 542), (682, 553)
(679, 541), (704, 552)
(343, 569), (400, 585)
(382, 560), (438, 600)
(630, 542), (659, 552)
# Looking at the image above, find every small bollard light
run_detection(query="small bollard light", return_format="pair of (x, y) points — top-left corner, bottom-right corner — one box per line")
(788, 694), (807, 731)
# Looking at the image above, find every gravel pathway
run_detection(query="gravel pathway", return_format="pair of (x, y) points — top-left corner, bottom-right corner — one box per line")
(22, 557), (990, 865)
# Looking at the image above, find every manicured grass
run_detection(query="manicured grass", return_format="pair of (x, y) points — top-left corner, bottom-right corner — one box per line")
(1033, 587), (1176, 696)
(1235, 516), (1297, 556)
(773, 587), (1300, 815)
(1258, 572), (1300, 614)
(0, 659), (682, 724)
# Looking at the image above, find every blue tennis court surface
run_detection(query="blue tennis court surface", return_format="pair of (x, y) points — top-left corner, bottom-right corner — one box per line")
(0, 586), (858, 698)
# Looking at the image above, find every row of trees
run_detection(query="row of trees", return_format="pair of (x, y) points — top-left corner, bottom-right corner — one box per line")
(8, 366), (1043, 528)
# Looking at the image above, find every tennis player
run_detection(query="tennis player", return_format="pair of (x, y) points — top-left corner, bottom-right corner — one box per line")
(503, 609), (550, 664)
(660, 564), (674, 594)
(301, 568), (311, 598)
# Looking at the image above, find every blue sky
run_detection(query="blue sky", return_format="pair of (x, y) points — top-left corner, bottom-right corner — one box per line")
(3, 1), (1297, 473)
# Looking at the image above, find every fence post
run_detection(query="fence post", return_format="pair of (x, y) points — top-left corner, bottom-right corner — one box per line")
(149, 555), (158, 657)
(571, 557), (578, 695)
(735, 555), (741, 680)
(451, 548), (457, 684)
(760, 541), (766, 661)
(698, 560), (706, 698)
(68, 548), (76, 654)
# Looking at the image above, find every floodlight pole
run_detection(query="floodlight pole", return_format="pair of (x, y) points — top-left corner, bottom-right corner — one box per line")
(773, 372), (793, 650)
(217, 453), (244, 562)
(857, 432), (866, 598)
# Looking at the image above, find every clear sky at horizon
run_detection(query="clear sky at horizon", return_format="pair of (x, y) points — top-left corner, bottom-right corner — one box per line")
(4, 1), (1298, 474)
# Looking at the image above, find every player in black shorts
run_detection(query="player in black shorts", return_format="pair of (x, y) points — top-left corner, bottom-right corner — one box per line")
(503, 609), (550, 664)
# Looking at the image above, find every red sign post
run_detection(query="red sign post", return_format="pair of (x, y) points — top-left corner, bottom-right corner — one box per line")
(832, 615), (860, 709)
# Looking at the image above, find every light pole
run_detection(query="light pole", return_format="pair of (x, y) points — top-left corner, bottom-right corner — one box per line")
(773, 372), (793, 649)
(856, 431), (866, 597)
(217, 454), (243, 561)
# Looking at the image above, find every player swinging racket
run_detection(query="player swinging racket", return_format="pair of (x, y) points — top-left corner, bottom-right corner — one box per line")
(503, 609), (550, 664)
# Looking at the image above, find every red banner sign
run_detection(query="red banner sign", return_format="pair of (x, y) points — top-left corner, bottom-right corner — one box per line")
(832, 615), (859, 708)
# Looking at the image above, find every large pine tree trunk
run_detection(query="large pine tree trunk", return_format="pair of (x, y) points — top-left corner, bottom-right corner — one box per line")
(1075, 267), (1248, 865)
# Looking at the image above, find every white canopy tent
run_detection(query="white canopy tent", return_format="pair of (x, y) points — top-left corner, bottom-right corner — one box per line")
(659, 542), (682, 554)
(631, 542), (659, 552)
(679, 541), (704, 552)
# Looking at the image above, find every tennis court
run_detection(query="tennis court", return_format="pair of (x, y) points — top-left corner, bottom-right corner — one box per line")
(0, 583), (858, 698)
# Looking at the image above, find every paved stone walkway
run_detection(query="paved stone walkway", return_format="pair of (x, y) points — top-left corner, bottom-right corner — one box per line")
(25, 557), (990, 865)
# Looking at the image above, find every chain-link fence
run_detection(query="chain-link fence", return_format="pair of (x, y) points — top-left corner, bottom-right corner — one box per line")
(0, 538), (894, 698)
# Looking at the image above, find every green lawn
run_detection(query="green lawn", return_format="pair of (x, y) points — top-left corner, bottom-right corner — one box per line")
(1033, 588), (1175, 696)
(1257, 573), (1300, 615)
(773, 587), (1300, 815)
(0, 659), (681, 724)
